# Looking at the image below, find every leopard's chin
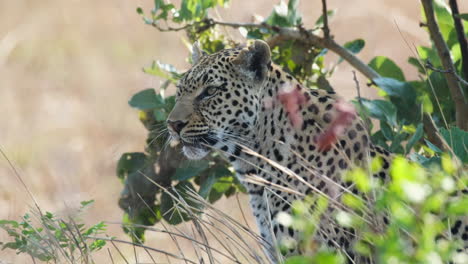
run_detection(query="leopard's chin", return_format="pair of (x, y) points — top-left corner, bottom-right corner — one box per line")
(182, 144), (210, 160)
(179, 133), (218, 160)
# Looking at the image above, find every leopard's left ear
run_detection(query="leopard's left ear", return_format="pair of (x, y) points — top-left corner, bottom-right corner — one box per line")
(192, 41), (207, 65)
(232, 40), (271, 83)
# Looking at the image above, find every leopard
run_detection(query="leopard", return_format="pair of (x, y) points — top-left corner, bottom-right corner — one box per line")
(166, 40), (467, 263)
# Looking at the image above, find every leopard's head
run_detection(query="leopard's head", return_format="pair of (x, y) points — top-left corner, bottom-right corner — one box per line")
(167, 40), (271, 160)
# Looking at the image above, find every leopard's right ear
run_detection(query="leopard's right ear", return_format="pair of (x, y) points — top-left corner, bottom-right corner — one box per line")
(192, 41), (207, 65)
(232, 40), (271, 84)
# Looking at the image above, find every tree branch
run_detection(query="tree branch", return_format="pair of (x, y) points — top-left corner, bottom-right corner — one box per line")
(152, 19), (381, 81)
(449, 0), (468, 81)
(421, 0), (468, 130)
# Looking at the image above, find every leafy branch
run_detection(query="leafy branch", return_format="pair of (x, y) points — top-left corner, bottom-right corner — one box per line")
(150, 17), (381, 81)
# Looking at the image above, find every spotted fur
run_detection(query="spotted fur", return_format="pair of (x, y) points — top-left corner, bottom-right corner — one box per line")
(167, 40), (467, 263)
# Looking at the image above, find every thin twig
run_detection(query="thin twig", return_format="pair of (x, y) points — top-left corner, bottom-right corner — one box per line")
(107, 248), (115, 264)
(235, 193), (251, 229)
(352, 70), (363, 107)
(0, 146), (42, 215)
(321, 0), (330, 39)
(425, 61), (468, 86)
(108, 238), (130, 264)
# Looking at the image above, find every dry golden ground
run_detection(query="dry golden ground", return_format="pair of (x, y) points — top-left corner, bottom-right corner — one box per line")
(1, 0), (467, 263)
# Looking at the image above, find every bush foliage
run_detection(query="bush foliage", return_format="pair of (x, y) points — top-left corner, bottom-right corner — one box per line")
(117, 0), (468, 262)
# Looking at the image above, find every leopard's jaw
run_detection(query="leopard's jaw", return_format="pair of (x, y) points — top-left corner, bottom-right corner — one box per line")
(182, 145), (209, 160)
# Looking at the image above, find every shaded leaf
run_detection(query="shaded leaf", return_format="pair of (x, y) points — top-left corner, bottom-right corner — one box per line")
(424, 139), (442, 153)
(405, 123), (423, 153)
(129, 89), (164, 110)
(360, 99), (397, 127)
(172, 160), (210, 181)
(160, 182), (200, 225)
(440, 127), (468, 163)
(116, 153), (147, 180)
(373, 77), (416, 102)
(456, 13), (468, 21)
(344, 39), (365, 54)
(408, 57), (425, 74)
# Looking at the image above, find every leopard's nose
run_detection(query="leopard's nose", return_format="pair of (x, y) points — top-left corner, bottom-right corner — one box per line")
(167, 120), (188, 134)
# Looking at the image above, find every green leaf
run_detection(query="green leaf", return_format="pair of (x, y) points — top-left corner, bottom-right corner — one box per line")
(408, 57), (425, 74)
(286, 0), (301, 26)
(432, 0), (454, 41)
(440, 127), (468, 163)
(285, 256), (315, 264)
(143, 61), (181, 82)
(208, 189), (224, 203)
(417, 45), (441, 67)
(344, 39), (365, 54)
(380, 121), (394, 141)
(163, 96), (176, 113)
(160, 182), (200, 225)
(153, 109), (167, 121)
(90, 240), (106, 251)
(405, 123), (423, 153)
(389, 132), (406, 154)
(80, 200), (95, 207)
(447, 196), (468, 215)
(129, 89), (161, 110)
(116, 152), (147, 180)
(212, 176), (234, 193)
(360, 99), (397, 127)
(373, 77), (416, 102)
(0, 220), (19, 228)
(424, 139), (442, 153)
(369, 56), (405, 81)
(198, 173), (217, 198)
(172, 160), (210, 181)
(456, 13), (468, 21)
(314, 10), (336, 28)
(153, 0), (162, 13)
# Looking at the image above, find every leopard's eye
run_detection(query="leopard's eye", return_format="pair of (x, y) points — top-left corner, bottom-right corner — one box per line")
(206, 86), (217, 96)
(197, 86), (218, 100)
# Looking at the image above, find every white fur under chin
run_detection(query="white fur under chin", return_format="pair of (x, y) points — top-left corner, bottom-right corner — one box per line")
(182, 145), (209, 160)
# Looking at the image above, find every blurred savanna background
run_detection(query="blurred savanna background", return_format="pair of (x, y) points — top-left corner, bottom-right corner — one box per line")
(1, 0), (467, 263)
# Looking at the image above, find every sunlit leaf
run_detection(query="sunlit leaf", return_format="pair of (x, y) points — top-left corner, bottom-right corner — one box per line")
(369, 56), (405, 81)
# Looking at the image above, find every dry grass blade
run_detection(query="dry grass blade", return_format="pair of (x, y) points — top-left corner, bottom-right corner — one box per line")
(138, 171), (267, 263)
(87, 236), (198, 264)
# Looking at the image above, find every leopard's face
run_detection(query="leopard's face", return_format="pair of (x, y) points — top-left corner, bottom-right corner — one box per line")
(167, 43), (270, 160)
